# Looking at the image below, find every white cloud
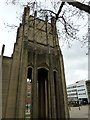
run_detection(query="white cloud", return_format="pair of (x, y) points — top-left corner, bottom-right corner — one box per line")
(61, 40), (88, 85)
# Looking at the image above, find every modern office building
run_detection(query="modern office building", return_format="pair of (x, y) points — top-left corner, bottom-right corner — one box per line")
(86, 80), (90, 103)
(67, 80), (90, 104)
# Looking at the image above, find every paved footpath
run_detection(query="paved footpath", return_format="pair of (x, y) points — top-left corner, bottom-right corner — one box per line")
(69, 105), (90, 120)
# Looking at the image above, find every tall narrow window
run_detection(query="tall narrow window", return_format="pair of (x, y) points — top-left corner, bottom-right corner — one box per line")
(27, 67), (32, 82)
(25, 67), (32, 119)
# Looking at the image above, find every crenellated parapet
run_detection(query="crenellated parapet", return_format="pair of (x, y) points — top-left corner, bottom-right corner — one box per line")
(16, 6), (59, 48)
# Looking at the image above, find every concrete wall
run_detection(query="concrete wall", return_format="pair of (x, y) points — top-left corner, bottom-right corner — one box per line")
(28, 16), (57, 47)
(0, 56), (2, 119)
(2, 56), (12, 118)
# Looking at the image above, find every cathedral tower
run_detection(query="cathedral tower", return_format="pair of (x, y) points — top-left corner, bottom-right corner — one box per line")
(2, 6), (69, 119)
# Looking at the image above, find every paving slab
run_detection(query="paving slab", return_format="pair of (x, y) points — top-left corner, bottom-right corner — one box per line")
(69, 105), (90, 120)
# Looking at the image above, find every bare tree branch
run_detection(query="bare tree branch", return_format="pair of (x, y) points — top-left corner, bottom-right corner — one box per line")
(56, 2), (65, 20)
(4, 0), (88, 48)
(67, 1), (90, 14)
(39, 9), (56, 16)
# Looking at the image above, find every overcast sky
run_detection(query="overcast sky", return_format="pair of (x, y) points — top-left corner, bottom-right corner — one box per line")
(0, 0), (88, 85)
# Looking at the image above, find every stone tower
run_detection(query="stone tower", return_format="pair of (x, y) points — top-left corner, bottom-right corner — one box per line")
(2, 6), (69, 119)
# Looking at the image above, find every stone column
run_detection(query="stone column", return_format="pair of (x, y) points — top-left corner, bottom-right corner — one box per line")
(49, 54), (56, 118)
(15, 6), (29, 118)
(31, 10), (38, 118)
(45, 79), (48, 117)
(45, 15), (49, 45)
(60, 53), (69, 119)
(51, 17), (56, 46)
(57, 58), (66, 118)
(57, 48), (69, 119)
(47, 70), (51, 118)
(16, 42), (28, 118)
(31, 51), (38, 118)
(53, 71), (61, 118)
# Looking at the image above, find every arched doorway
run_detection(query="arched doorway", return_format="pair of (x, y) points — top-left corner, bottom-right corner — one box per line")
(37, 68), (48, 118)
